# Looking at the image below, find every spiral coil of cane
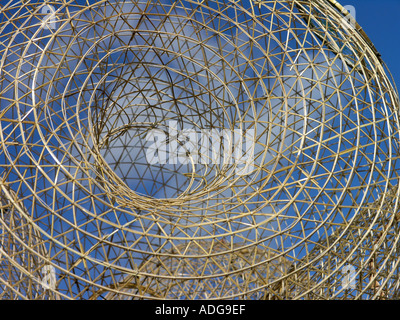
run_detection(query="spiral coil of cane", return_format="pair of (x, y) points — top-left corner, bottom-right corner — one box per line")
(1, 0), (400, 299)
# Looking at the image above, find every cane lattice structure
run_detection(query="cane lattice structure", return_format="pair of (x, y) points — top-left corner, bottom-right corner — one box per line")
(0, 0), (400, 300)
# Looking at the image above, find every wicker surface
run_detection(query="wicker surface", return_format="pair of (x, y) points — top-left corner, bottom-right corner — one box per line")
(0, 0), (400, 299)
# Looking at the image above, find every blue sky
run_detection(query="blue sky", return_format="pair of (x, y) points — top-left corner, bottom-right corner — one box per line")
(345, 0), (400, 90)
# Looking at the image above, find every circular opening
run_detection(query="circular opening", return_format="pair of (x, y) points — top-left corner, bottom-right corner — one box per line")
(88, 48), (237, 199)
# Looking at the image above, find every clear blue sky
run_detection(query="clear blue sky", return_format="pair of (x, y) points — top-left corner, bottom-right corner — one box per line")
(344, 0), (400, 90)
